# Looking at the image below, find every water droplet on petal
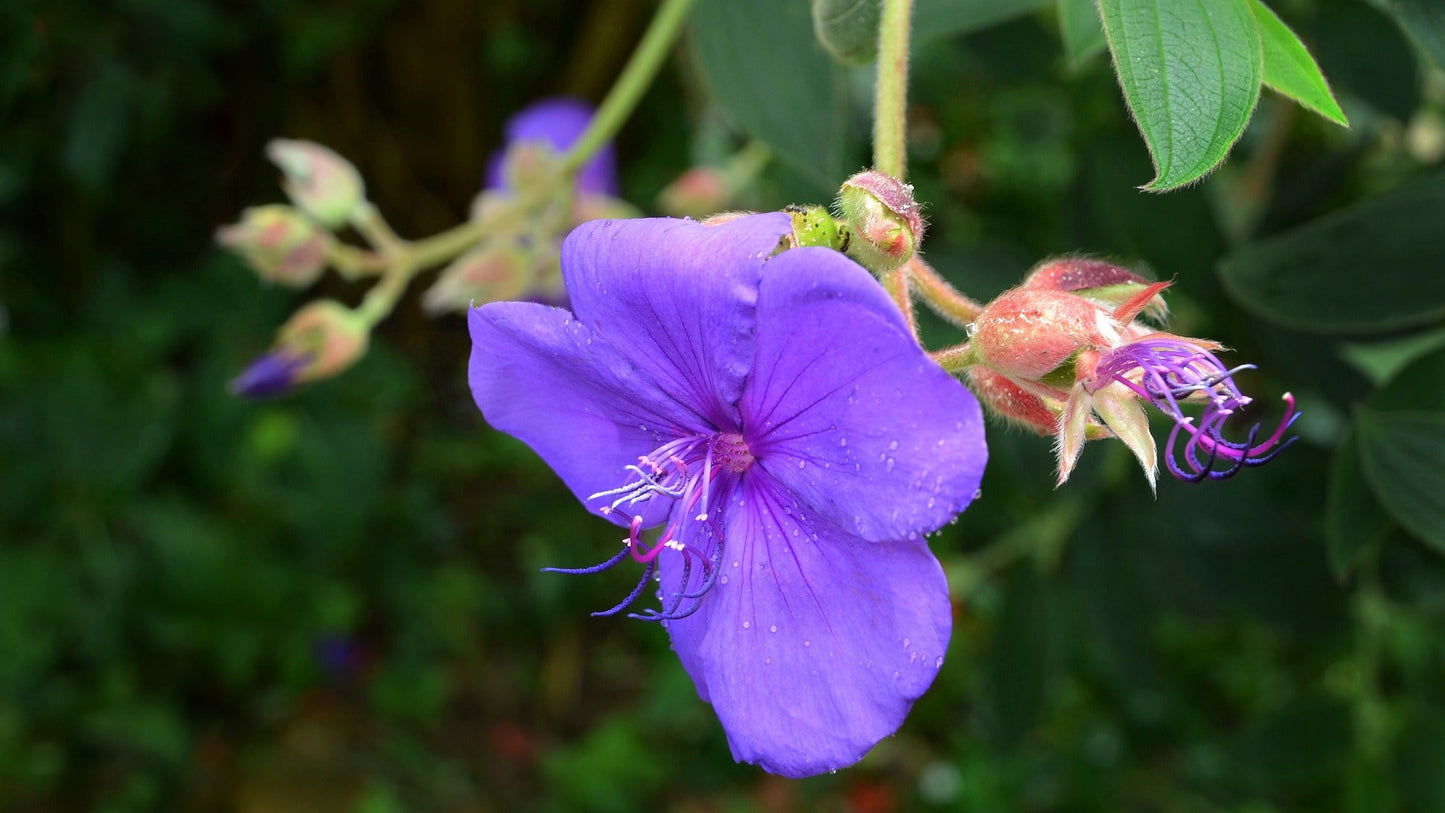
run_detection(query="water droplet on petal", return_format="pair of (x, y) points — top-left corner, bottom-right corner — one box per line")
(764, 656), (771, 664)
(797, 459), (806, 468)
(888, 440), (899, 451)
(935, 656), (944, 668)
(742, 620), (751, 629)
(769, 625), (777, 633)
(804, 640), (811, 647)
(720, 575), (729, 584)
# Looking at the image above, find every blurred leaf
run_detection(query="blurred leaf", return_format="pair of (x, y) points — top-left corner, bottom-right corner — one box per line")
(1339, 328), (1445, 388)
(1232, 694), (1352, 793)
(1097, 0), (1262, 190)
(1394, 707), (1445, 811)
(812, 0), (882, 66)
(1218, 171), (1445, 333)
(984, 565), (1057, 748)
(692, 0), (851, 190)
(1355, 409), (1445, 554)
(1369, 344), (1445, 412)
(1372, 0), (1445, 71)
(913, 0), (1053, 43)
(1058, 0), (1106, 71)
(1251, 0), (1347, 127)
(1326, 429), (1391, 580)
(1309, 3), (1419, 121)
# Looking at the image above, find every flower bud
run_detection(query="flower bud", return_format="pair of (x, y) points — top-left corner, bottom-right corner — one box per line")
(216, 205), (333, 288)
(498, 140), (564, 194)
(785, 204), (845, 250)
(231, 300), (369, 398)
(422, 243), (533, 314)
(812, 0), (882, 66)
(969, 287), (1104, 382)
(266, 139), (365, 228)
(1022, 257), (1167, 321)
(836, 170), (923, 273)
(658, 167), (731, 218)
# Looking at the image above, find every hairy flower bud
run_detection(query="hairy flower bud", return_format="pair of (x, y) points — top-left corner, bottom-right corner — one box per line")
(231, 300), (369, 398)
(658, 167), (731, 218)
(785, 204), (845, 250)
(216, 205), (333, 288)
(423, 244), (533, 314)
(967, 257), (1299, 489)
(836, 170), (923, 273)
(266, 139), (365, 228)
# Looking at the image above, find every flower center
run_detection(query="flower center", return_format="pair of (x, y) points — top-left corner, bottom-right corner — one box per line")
(546, 431), (752, 622)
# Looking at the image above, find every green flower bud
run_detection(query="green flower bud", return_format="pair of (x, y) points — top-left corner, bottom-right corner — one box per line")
(835, 170), (923, 273)
(267, 139), (365, 228)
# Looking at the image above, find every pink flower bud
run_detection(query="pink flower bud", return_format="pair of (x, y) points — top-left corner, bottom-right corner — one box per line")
(422, 244), (533, 314)
(658, 167), (731, 218)
(836, 170), (924, 273)
(968, 287), (1107, 382)
(231, 300), (369, 398)
(215, 205), (333, 288)
(266, 139), (365, 228)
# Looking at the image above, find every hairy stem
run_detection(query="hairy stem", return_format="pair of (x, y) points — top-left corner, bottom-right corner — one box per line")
(907, 255), (984, 327)
(873, 0), (914, 179)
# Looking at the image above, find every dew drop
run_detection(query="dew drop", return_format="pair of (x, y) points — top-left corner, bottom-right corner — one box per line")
(885, 458), (895, 472)
(935, 656), (944, 668)
(797, 459), (806, 468)
(732, 561), (740, 568)
(742, 620), (752, 629)
(720, 575), (729, 584)
(804, 640), (811, 647)
(770, 625), (778, 633)
(903, 638), (911, 648)
(888, 440), (899, 451)
(839, 437), (847, 447)
(893, 671), (901, 679)
(973, 489), (983, 500)
(765, 657), (772, 664)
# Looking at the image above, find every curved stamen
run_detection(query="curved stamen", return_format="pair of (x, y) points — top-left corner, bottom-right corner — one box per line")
(592, 559), (657, 617)
(540, 542), (631, 575)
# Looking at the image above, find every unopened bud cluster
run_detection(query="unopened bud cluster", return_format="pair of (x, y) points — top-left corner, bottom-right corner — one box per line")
(963, 258), (1298, 489)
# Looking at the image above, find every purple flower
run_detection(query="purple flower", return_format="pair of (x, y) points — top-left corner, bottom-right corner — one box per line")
(486, 97), (618, 196)
(230, 351), (309, 398)
(468, 213), (987, 777)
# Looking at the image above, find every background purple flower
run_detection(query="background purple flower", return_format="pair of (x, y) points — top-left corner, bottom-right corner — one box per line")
(485, 97), (618, 196)
(468, 213), (987, 777)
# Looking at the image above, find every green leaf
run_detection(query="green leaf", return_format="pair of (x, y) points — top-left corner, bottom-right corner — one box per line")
(692, 0), (851, 190)
(1251, 0), (1347, 126)
(1370, 344), (1445, 412)
(1218, 171), (1445, 334)
(1326, 428), (1393, 580)
(913, 0), (1053, 43)
(1058, 0), (1107, 71)
(1356, 409), (1445, 555)
(1097, 0), (1263, 190)
(1373, 0), (1445, 71)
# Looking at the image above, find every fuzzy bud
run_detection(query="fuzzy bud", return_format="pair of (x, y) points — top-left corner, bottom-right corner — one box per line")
(231, 300), (369, 398)
(216, 205), (333, 288)
(422, 244), (533, 314)
(658, 167), (731, 218)
(785, 204), (845, 250)
(266, 139), (365, 228)
(835, 170), (923, 273)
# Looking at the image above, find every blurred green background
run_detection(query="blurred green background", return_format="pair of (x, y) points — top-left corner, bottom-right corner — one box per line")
(3, 0), (1445, 810)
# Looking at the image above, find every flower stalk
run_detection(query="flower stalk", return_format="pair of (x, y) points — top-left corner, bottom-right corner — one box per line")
(872, 0), (914, 180)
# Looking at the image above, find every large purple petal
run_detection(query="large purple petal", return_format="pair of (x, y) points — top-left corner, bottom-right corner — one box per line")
(662, 472), (951, 778)
(562, 214), (792, 430)
(485, 97), (618, 196)
(742, 247), (987, 542)
(468, 303), (705, 526)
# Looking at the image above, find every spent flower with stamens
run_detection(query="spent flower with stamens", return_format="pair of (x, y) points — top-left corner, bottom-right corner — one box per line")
(966, 258), (1299, 489)
(468, 213), (986, 777)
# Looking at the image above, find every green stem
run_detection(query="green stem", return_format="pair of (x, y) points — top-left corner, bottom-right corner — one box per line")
(908, 256), (983, 328)
(561, 0), (698, 177)
(352, 218), (492, 328)
(931, 341), (977, 373)
(881, 265), (917, 337)
(873, 0), (914, 179)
